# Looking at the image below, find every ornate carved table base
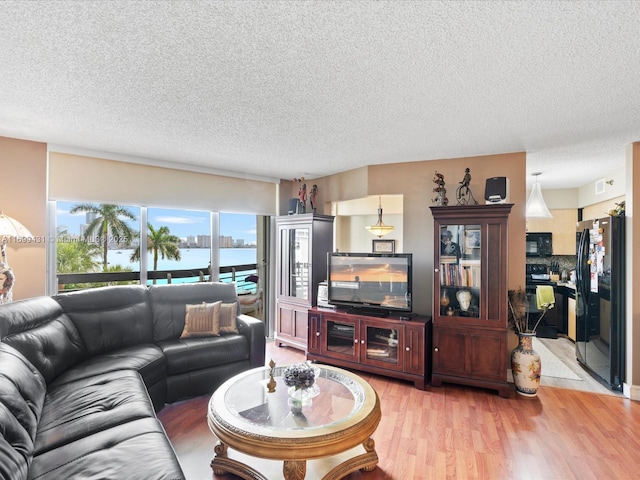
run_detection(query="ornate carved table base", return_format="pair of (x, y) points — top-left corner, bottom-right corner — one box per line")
(210, 437), (378, 480)
(208, 365), (381, 480)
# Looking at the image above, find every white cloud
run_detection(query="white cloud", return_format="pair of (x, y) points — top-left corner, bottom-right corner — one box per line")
(56, 208), (85, 217)
(154, 216), (205, 225)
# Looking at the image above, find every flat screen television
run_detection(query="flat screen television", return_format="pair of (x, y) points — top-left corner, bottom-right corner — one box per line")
(327, 252), (412, 316)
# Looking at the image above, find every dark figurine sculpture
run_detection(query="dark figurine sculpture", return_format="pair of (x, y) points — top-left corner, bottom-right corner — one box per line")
(456, 168), (478, 205)
(298, 183), (307, 213)
(460, 168), (471, 188)
(309, 184), (318, 213)
(432, 171), (448, 206)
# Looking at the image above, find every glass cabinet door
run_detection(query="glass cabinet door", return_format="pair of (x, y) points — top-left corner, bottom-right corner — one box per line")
(325, 319), (357, 359)
(364, 324), (400, 366)
(437, 224), (481, 318)
(280, 226), (310, 300)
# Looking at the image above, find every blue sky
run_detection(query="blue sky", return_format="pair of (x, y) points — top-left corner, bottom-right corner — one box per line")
(56, 201), (257, 245)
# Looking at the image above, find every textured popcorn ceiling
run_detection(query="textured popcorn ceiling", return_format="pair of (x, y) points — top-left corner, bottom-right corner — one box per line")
(1, 1), (639, 188)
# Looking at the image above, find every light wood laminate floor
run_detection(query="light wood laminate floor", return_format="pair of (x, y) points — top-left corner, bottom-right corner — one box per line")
(537, 336), (623, 396)
(159, 338), (638, 479)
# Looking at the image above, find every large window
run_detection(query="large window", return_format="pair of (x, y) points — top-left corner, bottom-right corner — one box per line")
(54, 201), (258, 292)
(56, 201), (140, 290)
(220, 213), (258, 292)
(145, 207), (212, 284)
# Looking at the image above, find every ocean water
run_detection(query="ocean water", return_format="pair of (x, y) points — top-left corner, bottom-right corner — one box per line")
(107, 247), (256, 270)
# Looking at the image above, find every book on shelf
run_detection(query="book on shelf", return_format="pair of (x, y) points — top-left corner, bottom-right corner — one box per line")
(366, 348), (390, 357)
(440, 255), (458, 264)
(460, 264), (481, 287)
(440, 262), (481, 288)
(440, 263), (462, 286)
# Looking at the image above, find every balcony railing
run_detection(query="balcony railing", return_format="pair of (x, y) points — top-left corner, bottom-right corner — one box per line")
(56, 263), (259, 294)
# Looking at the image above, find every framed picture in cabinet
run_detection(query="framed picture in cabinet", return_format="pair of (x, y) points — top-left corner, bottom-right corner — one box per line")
(372, 239), (395, 253)
(463, 228), (481, 257)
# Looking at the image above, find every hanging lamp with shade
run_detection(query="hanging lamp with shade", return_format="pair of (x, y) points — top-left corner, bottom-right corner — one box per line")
(366, 196), (395, 237)
(525, 172), (553, 218)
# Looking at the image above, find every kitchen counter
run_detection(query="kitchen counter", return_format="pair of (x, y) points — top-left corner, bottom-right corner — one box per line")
(525, 282), (576, 339)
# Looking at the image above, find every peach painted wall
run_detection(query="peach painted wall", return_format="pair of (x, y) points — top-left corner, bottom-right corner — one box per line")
(288, 152), (527, 317)
(0, 136), (47, 300)
(279, 167), (370, 217)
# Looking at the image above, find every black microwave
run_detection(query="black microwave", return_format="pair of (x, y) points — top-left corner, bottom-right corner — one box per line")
(526, 232), (553, 257)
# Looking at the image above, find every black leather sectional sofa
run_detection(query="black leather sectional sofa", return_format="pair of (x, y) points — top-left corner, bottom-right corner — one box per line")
(0, 282), (266, 480)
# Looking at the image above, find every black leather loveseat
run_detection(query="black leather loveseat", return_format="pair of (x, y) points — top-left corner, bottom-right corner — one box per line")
(0, 282), (265, 480)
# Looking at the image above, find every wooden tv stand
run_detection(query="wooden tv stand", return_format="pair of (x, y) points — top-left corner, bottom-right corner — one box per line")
(307, 307), (432, 389)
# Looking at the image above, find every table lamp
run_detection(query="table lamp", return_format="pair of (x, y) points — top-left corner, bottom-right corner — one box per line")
(0, 211), (34, 303)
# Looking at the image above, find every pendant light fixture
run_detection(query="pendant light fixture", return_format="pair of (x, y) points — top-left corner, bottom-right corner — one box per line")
(366, 196), (395, 237)
(525, 172), (553, 218)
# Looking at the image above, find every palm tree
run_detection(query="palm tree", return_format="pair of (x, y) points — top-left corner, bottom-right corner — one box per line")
(56, 240), (101, 274)
(130, 223), (182, 283)
(69, 204), (137, 270)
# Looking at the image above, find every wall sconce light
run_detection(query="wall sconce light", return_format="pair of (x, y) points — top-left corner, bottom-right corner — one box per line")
(0, 211), (34, 304)
(525, 173), (553, 218)
(365, 196), (395, 238)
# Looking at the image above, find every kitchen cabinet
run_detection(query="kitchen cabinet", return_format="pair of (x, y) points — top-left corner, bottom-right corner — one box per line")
(567, 291), (577, 341)
(275, 214), (334, 351)
(552, 290), (567, 335)
(307, 307), (432, 389)
(526, 209), (578, 255)
(548, 283), (576, 342)
(430, 204), (512, 397)
(529, 287), (566, 338)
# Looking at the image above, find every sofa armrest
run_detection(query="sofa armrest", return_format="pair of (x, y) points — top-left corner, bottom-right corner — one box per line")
(236, 314), (265, 368)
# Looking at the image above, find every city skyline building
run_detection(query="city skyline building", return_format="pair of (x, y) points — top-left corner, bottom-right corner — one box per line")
(220, 235), (233, 248)
(198, 235), (212, 248)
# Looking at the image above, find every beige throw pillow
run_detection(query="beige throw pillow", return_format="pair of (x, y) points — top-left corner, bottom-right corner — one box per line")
(219, 302), (239, 334)
(181, 301), (221, 338)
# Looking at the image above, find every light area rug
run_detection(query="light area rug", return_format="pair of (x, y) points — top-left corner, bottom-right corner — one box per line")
(532, 337), (582, 381)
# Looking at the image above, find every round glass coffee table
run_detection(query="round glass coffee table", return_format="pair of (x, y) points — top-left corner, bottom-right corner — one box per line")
(207, 363), (381, 480)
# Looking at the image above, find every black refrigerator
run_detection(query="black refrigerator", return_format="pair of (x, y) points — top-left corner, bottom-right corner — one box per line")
(575, 215), (625, 390)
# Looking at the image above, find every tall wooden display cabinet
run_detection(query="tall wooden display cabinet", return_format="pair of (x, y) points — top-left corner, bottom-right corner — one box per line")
(275, 214), (334, 351)
(430, 204), (513, 397)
